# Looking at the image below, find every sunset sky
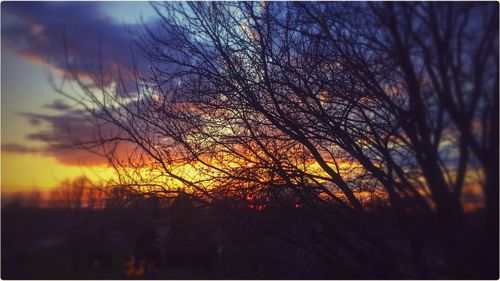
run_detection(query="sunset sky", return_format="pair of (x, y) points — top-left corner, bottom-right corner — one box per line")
(0, 1), (489, 208)
(1, 2), (158, 194)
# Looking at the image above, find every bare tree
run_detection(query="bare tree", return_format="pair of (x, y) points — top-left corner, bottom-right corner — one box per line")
(291, 2), (498, 277)
(52, 2), (498, 278)
(49, 176), (106, 209)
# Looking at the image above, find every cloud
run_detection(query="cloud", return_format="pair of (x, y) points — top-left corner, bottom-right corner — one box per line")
(1, 141), (107, 166)
(1, 143), (41, 154)
(1, 3), (172, 167)
(5, 107), (112, 166)
(20, 105), (155, 167)
(44, 99), (72, 111)
(21, 109), (118, 166)
(2, 2), (149, 95)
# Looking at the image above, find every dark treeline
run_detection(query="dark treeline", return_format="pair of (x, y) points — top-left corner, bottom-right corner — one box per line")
(3, 189), (415, 279)
(2, 189), (492, 279)
(1, 179), (493, 279)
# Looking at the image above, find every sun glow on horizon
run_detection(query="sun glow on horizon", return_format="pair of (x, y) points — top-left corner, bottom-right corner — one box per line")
(1, 152), (116, 194)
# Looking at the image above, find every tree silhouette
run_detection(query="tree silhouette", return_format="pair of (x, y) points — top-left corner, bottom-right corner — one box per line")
(53, 2), (498, 278)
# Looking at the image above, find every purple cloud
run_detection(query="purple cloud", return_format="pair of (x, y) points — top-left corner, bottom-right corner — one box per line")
(1, 2), (174, 166)
(44, 99), (72, 111)
(21, 109), (117, 166)
(1, 143), (40, 154)
(19, 104), (155, 167)
(2, 2), (149, 94)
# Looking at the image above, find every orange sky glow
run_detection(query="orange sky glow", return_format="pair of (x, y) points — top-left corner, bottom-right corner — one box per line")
(0, 2), (487, 215)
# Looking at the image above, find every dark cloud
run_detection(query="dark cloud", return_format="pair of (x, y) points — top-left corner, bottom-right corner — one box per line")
(2, 2), (171, 167)
(44, 99), (72, 111)
(1, 143), (40, 154)
(21, 106), (148, 167)
(2, 136), (109, 167)
(1, 142), (107, 166)
(2, 2), (150, 94)
(22, 109), (116, 166)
